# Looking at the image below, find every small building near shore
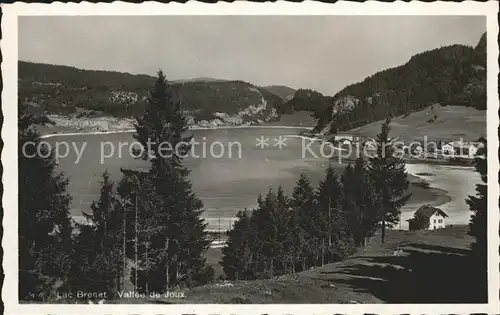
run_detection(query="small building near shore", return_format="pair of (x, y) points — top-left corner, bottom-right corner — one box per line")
(407, 205), (448, 231)
(411, 144), (423, 155)
(441, 143), (456, 156)
(333, 134), (362, 144)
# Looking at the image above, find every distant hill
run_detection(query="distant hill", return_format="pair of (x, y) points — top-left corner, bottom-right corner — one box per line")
(18, 61), (285, 124)
(277, 88), (333, 118)
(283, 32), (486, 133)
(262, 85), (296, 102)
(171, 77), (228, 83)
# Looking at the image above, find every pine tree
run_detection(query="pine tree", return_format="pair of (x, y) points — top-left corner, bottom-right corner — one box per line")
(220, 210), (255, 280)
(114, 169), (160, 292)
(291, 173), (315, 209)
(128, 71), (210, 290)
(247, 189), (276, 278)
(343, 158), (380, 247)
(290, 173), (315, 271)
(275, 186), (292, 273)
(67, 171), (122, 298)
(18, 103), (74, 300)
(368, 117), (411, 243)
(260, 188), (289, 277)
(407, 210), (430, 231)
(315, 164), (350, 263)
(467, 138), (487, 257)
(466, 137), (487, 300)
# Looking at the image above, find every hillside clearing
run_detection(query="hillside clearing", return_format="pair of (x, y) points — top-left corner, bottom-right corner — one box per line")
(348, 104), (486, 143)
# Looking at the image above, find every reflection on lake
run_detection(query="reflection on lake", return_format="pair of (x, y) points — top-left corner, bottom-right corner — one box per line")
(45, 128), (481, 231)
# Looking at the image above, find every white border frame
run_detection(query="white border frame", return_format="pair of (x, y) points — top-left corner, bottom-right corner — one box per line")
(2, 2), (499, 314)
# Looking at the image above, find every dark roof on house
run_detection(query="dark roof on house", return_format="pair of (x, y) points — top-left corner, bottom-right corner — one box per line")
(414, 205), (448, 219)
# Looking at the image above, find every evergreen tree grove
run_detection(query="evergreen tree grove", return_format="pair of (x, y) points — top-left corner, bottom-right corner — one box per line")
(221, 170), (363, 280)
(220, 155), (409, 280)
(18, 103), (74, 300)
(67, 171), (122, 297)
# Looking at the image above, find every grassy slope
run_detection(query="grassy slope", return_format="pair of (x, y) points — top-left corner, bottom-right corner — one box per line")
(349, 104), (486, 143)
(107, 225), (484, 304)
(180, 226), (483, 304)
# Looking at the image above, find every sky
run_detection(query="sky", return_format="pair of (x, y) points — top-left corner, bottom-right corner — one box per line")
(19, 15), (485, 96)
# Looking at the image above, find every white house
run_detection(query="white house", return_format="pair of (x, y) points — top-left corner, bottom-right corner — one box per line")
(467, 144), (479, 158)
(340, 139), (352, 145)
(334, 134), (362, 144)
(334, 134), (354, 143)
(412, 144), (423, 155)
(441, 143), (455, 156)
(428, 209), (447, 230)
(408, 205), (448, 231)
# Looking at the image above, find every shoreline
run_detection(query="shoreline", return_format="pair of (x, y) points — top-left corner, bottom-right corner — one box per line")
(50, 124), (470, 231)
(407, 175), (452, 209)
(40, 124), (314, 139)
(405, 165), (453, 209)
(398, 162), (479, 229)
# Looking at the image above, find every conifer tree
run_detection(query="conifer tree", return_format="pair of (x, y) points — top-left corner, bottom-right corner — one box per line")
(251, 189), (281, 278)
(368, 117), (411, 243)
(290, 173), (315, 271)
(128, 70), (210, 290)
(466, 138), (487, 300)
(18, 103), (74, 300)
(114, 169), (162, 292)
(220, 210), (255, 280)
(263, 188), (292, 276)
(291, 173), (315, 209)
(343, 158), (380, 247)
(283, 209), (302, 274)
(315, 164), (349, 263)
(275, 186), (292, 272)
(467, 138), (487, 257)
(67, 171), (122, 297)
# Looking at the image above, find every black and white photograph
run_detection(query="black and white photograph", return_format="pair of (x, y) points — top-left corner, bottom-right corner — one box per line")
(2, 2), (499, 314)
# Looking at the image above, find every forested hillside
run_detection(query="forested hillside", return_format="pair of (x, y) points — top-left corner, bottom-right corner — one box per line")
(262, 85), (296, 101)
(18, 61), (287, 124)
(282, 32), (486, 133)
(276, 89), (333, 118)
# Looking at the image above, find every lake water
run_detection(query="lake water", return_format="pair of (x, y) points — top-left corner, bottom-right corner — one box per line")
(43, 127), (480, 230)
(402, 163), (481, 229)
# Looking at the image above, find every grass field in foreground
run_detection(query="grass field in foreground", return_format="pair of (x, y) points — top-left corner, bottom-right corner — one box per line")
(178, 225), (484, 304)
(102, 225), (485, 304)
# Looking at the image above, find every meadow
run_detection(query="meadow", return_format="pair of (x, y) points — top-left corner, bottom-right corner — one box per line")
(349, 104), (486, 143)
